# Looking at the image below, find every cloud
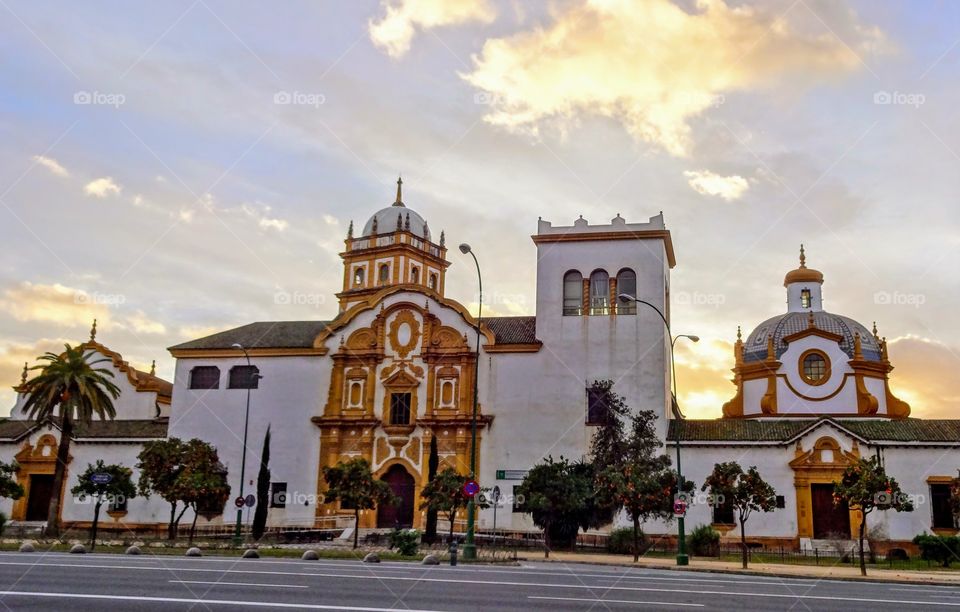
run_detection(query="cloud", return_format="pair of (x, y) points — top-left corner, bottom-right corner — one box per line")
(0, 282), (110, 327)
(684, 169), (750, 201)
(369, 0), (496, 58)
(84, 176), (122, 198)
(121, 310), (167, 335)
(31, 155), (69, 178)
(462, 0), (884, 156)
(886, 335), (960, 418)
(0, 337), (74, 417)
(259, 217), (289, 231)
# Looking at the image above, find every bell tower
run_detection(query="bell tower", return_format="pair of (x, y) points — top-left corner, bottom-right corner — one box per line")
(338, 177), (450, 312)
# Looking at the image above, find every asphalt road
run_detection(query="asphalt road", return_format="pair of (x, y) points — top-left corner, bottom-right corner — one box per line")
(0, 552), (957, 611)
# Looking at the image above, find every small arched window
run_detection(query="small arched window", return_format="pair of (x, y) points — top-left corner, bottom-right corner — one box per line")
(589, 270), (610, 315)
(410, 267), (420, 284)
(616, 269), (637, 315)
(428, 273), (438, 290)
(563, 271), (583, 316)
(353, 267), (365, 287)
(189, 366), (220, 389)
(379, 263), (390, 285)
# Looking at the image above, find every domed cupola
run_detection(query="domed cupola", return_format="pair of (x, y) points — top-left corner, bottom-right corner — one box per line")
(338, 177), (449, 312)
(721, 245), (910, 419)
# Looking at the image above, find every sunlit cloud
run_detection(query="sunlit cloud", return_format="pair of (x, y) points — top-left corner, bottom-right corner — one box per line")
(462, 0), (885, 156)
(684, 169), (750, 201)
(0, 337), (74, 417)
(887, 335), (960, 418)
(84, 176), (122, 198)
(31, 155), (69, 178)
(0, 282), (109, 327)
(121, 310), (167, 335)
(369, 0), (496, 58)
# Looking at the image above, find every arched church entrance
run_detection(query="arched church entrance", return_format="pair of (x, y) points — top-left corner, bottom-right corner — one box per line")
(377, 464), (415, 528)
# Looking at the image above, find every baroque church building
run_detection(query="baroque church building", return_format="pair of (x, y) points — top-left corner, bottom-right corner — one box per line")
(2, 181), (958, 552)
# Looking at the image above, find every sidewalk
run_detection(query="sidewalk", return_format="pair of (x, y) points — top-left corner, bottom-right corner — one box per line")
(536, 551), (960, 586)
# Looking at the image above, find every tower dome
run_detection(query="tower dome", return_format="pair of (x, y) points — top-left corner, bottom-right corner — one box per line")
(360, 177), (431, 240)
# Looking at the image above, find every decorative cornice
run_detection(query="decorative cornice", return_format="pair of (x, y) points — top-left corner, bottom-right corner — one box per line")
(531, 229), (676, 268)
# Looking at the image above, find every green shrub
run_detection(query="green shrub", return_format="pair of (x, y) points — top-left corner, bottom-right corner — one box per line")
(388, 528), (421, 556)
(607, 526), (649, 555)
(913, 533), (960, 567)
(688, 524), (720, 557)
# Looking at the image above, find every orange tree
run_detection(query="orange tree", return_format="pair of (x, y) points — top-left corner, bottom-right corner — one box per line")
(833, 456), (913, 576)
(71, 460), (136, 550)
(322, 458), (396, 549)
(420, 466), (489, 541)
(701, 462), (776, 569)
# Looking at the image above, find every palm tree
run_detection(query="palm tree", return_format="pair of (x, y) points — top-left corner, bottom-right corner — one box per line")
(20, 344), (120, 537)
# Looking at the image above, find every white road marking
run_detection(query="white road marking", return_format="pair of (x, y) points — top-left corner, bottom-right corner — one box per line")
(0, 559), (959, 607)
(170, 580), (308, 589)
(0, 591), (441, 611)
(530, 595), (704, 607)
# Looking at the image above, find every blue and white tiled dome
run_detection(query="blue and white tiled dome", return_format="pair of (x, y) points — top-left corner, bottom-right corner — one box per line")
(743, 311), (881, 363)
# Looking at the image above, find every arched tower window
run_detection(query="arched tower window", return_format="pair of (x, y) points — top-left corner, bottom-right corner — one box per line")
(410, 267), (420, 284)
(428, 273), (438, 290)
(616, 269), (637, 314)
(353, 267), (365, 287)
(379, 263), (390, 285)
(589, 270), (610, 315)
(563, 271), (583, 316)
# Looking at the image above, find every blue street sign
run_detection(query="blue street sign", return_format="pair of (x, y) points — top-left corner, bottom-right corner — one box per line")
(90, 473), (112, 485)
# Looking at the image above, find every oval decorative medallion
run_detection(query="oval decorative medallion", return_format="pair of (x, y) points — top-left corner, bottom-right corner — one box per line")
(388, 309), (421, 358)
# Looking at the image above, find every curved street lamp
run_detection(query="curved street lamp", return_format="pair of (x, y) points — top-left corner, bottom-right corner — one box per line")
(459, 243), (482, 560)
(230, 343), (262, 546)
(618, 293), (698, 566)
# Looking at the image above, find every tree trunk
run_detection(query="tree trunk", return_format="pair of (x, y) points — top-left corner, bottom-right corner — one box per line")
(858, 516), (867, 576)
(44, 413), (73, 538)
(189, 504), (199, 545)
(90, 499), (102, 551)
(172, 504), (189, 541)
(740, 517), (748, 569)
(632, 515), (641, 563)
(353, 508), (360, 549)
(543, 520), (551, 559)
(448, 510), (456, 541)
(167, 503), (178, 540)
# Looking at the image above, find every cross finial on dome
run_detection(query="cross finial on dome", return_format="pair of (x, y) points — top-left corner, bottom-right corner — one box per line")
(89, 318), (97, 342)
(393, 175), (405, 207)
(799, 244), (806, 269)
(150, 360), (156, 376)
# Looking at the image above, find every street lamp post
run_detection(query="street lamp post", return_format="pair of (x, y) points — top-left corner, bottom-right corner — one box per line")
(459, 243), (482, 560)
(230, 343), (261, 546)
(618, 294), (698, 566)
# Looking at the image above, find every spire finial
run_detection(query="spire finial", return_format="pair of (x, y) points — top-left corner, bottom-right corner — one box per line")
(397, 212), (403, 230)
(149, 360), (156, 376)
(20, 362), (28, 385)
(854, 331), (864, 359)
(872, 321), (879, 339)
(799, 244), (806, 269)
(89, 318), (97, 342)
(807, 310), (815, 328)
(440, 230), (445, 247)
(736, 325), (742, 341)
(347, 220), (353, 239)
(394, 175), (404, 207)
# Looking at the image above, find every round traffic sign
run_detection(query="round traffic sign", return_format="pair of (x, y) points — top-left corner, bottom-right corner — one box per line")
(463, 480), (480, 498)
(673, 500), (687, 517)
(234, 496), (245, 508)
(244, 494), (256, 508)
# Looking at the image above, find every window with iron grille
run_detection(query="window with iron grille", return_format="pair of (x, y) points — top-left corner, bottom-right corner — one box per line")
(931, 484), (955, 529)
(189, 366), (220, 389)
(390, 392), (412, 425)
(585, 387), (610, 426)
(563, 271), (583, 316)
(228, 365), (260, 389)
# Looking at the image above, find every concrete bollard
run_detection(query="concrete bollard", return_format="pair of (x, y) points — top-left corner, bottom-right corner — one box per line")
(448, 541), (458, 567)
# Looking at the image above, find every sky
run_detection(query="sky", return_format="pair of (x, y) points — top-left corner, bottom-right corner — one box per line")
(1, 0), (958, 419)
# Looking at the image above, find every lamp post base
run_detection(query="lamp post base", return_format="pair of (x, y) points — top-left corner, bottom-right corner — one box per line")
(676, 554), (689, 566)
(461, 543), (477, 560)
(233, 508), (243, 547)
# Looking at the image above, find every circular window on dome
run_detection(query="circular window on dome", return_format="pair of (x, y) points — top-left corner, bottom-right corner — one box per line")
(799, 349), (830, 385)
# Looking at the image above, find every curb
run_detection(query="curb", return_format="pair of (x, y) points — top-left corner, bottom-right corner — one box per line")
(537, 557), (960, 587)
